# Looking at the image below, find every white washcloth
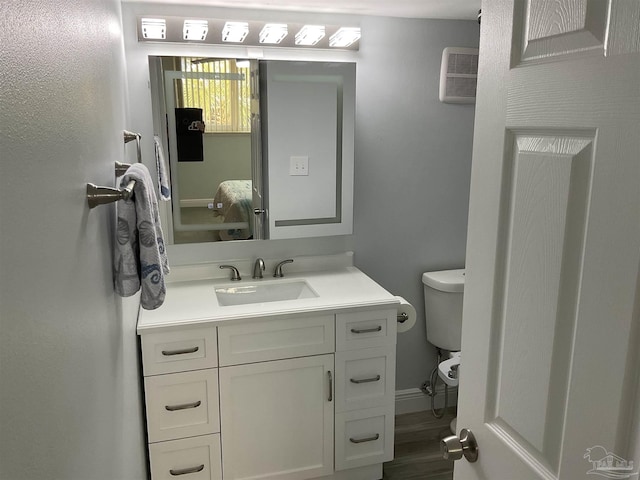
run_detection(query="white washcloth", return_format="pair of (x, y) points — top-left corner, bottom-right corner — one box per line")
(114, 164), (170, 310)
(154, 135), (171, 201)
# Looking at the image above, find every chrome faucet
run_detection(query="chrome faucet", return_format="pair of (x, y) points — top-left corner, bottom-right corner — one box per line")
(273, 259), (293, 278)
(253, 258), (266, 279)
(220, 265), (241, 281)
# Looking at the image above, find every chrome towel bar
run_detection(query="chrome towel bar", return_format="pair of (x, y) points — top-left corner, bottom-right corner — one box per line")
(86, 131), (142, 209)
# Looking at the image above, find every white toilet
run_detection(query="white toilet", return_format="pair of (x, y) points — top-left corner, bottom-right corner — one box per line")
(422, 269), (465, 432)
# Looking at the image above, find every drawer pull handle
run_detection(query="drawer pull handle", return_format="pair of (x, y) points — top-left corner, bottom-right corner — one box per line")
(350, 326), (382, 334)
(169, 464), (205, 476)
(350, 375), (381, 384)
(350, 434), (380, 444)
(328, 370), (333, 402)
(165, 400), (202, 411)
(161, 346), (199, 356)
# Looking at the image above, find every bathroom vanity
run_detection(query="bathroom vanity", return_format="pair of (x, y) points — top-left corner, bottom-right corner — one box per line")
(137, 255), (399, 480)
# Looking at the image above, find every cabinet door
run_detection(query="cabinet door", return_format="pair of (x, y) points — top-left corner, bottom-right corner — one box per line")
(219, 355), (334, 480)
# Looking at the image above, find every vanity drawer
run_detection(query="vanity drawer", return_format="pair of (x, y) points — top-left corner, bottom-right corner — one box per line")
(335, 346), (396, 413)
(141, 327), (218, 376)
(218, 314), (334, 366)
(145, 369), (220, 443)
(149, 434), (222, 480)
(336, 309), (397, 351)
(335, 406), (394, 471)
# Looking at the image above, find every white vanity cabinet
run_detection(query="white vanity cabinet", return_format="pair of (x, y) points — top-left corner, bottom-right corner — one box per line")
(139, 305), (397, 480)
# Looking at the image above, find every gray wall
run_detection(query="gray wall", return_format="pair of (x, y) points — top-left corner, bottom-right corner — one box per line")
(179, 133), (252, 199)
(122, 2), (478, 393)
(353, 17), (479, 389)
(0, 1), (146, 479)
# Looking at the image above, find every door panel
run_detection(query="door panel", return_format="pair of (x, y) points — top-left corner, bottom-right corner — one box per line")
(457, 1), (640, 479)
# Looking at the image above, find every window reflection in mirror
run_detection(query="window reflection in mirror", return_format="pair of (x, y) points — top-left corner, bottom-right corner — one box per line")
(151, 56), (261, 244)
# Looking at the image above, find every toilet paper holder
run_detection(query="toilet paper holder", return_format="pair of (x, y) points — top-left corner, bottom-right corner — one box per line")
(397, 312), (409, 323)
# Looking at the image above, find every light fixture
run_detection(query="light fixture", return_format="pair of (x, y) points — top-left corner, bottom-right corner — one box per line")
(329, 27), (361, 48)
(183, 20), (208, 41)
(141, 18), (166, 40)
(222, 21), (249, 43)
(259, 24), (288, 44)
(294, 25), (325, 46)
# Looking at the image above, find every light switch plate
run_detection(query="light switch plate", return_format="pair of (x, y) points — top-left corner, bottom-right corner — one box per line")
(289, 156), (309, 176)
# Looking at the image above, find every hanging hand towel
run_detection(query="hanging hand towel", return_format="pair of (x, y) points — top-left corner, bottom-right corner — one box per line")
(154, 135), (171, 201)
(114, 163), (170, 310)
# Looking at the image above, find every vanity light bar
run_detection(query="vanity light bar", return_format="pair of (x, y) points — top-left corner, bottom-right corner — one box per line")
(183, 20), (208, 41)
(259, 24), (288, 44)
(294, 25), (325, 46)
(222, 21), (249, 43)
(141, 18), (166, 40)
(329, 27), (361, 48)
(138, 17), (360, 49)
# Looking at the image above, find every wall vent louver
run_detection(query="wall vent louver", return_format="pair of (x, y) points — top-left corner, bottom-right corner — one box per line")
(439, 47), (479, 104)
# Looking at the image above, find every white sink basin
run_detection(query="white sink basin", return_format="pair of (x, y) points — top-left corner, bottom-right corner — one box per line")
(215, 280), (318, 306)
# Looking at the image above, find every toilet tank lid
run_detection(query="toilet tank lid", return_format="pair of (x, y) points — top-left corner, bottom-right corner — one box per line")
(422, 269), (465, 292)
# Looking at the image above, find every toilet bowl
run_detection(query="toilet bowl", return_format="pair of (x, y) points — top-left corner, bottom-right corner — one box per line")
(422, 269), (465, 433)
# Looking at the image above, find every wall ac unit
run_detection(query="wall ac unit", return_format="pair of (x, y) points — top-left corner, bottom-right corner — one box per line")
(439, 47), (479, 104)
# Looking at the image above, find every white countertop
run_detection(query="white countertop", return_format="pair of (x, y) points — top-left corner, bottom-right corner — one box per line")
(137, 265), (399, 333)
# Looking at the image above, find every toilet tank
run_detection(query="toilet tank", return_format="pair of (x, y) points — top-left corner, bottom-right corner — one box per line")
(422, 269), (465, 351)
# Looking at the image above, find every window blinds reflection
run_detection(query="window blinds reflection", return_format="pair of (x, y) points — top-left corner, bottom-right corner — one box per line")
(178, 57), (251, 133)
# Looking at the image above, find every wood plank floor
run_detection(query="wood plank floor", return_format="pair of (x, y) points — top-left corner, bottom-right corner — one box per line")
(383, 408), (456, 480)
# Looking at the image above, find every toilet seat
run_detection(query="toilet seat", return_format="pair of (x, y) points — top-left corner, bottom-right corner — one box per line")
(437, 352), (461, 387)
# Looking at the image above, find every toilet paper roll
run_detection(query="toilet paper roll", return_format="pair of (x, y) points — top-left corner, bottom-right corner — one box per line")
(394, 296), (416, 333)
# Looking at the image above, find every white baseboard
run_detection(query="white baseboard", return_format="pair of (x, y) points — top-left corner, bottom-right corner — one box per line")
(395, 386), (458, 415)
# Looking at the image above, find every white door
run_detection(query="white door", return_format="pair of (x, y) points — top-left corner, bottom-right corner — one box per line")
(218, 354), (334, 480)
(456, 1), (640, 479)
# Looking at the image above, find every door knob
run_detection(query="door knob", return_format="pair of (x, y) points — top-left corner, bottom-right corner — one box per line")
(441, 428), (478, 462)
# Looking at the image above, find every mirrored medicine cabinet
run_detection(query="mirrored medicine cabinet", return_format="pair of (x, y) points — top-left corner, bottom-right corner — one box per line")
(148, 56), (356, 245)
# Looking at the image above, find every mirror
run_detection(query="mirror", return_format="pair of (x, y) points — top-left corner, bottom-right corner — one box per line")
(150, 56), (261, 244)
(149, 56), (355, 244)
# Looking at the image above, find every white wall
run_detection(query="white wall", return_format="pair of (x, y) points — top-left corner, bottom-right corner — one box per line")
(0, 1), (146, 479)
(353, 17), (479, 389)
